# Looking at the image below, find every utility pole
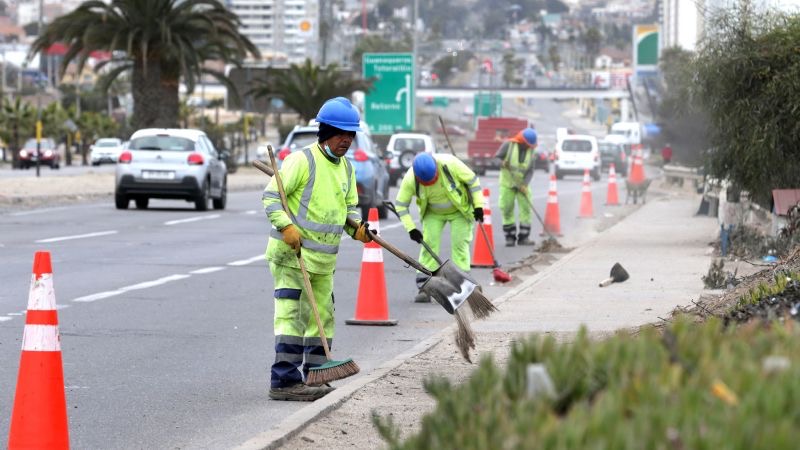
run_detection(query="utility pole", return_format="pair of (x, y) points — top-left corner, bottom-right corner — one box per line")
(411, 0), (418, 130)
(35, 0), (43, 177)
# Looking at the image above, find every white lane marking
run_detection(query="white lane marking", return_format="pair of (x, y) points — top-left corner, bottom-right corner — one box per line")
(0, 317), (11, 322)
(10, 204), (106, 217)
(243, 210), (258, 215)
(120, 274), (191, 291)
(73, 274), (191, 303)
(73, 290), (125, 303)
(228, 255), (264, 266)
(8, 312), (24, 316)
(36, 230), (118, 243)
(164, 214), (220, 226)
(190, 266), (226, 274)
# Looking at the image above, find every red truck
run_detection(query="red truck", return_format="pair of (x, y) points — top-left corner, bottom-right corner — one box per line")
(467, 117), (533, 175)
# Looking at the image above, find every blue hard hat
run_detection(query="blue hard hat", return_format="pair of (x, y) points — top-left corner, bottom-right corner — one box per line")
(522, 128), (537, 145)
(413, 153), (438, 185)
(315, 97), (362, 131)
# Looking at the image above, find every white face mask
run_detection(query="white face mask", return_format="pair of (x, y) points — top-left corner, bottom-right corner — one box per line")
(322, 143), (339, 160)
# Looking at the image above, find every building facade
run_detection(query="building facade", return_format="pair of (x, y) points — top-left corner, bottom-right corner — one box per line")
(226, 0), (319, 64)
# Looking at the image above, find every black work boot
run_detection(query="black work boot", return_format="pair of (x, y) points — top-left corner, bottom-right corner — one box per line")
(517, 235), (536, 246)
(503, 224), (517, 247)
(505, 235), (517, 247)
(414, 292), (432, 303)
(269, 383), (334, 401)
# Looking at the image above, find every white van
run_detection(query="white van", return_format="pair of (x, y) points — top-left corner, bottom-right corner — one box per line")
(554, 134), (600, 180)
(609, 122), (642, 147)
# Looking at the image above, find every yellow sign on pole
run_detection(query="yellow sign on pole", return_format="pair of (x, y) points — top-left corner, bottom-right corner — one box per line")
(243, 115), (250, 137)
(75, 130), (81, 142)
(35, 120), (42, 142)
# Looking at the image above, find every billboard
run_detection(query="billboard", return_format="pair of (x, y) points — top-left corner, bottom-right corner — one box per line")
(633, 24), (659, 75)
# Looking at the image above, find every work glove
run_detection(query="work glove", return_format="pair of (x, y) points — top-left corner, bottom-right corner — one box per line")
(409, 229), (423, 244)
(518, 185), (529, 196)
(281, 224), (302, 253)
(352, 221), (373, 243)
(473, 207), (484, 222)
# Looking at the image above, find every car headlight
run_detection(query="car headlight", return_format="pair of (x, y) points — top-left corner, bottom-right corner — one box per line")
(19, 150), (28, 157)
(44, 150), (53, 157)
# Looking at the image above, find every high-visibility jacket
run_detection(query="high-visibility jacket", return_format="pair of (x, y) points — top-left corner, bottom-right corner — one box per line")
(263, 143), (360, 274)
(498, 142), (534, 189)
(395, 154), (483, 231)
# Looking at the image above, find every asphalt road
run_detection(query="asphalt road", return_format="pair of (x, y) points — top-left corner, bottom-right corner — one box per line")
(0, 100), (618, 448)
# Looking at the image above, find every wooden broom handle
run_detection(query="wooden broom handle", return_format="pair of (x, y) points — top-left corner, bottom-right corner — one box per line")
(266, 147), (333, 360)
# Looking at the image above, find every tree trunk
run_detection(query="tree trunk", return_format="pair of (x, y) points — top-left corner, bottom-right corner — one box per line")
(132, 58), (180, 129)
(11, 122), (18, 169)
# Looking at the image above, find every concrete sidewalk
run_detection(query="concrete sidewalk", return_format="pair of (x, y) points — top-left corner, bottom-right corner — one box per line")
(237, 190), (718, 450)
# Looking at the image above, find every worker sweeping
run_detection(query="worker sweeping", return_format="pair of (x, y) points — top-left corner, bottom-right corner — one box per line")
(495, 127), (538, 247)
(395, 152), (484, 303)
(263, 97), (372, 401)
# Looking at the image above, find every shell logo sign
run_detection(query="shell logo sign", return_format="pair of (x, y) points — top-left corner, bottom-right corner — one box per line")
(298, 19), (313, 36)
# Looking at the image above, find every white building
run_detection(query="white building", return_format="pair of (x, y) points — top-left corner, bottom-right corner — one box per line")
(227, 0), (319, 64)
(663, 0), (800, 52)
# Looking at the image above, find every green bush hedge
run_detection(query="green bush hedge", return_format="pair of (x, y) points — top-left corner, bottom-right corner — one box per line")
(374, 318), (800, 449)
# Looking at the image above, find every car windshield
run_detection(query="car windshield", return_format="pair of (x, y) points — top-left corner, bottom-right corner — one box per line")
(23, 138), (53, 149)
(562, 140), (593, 152)
(287, 132), (318, 150)
(393, 138), (426, 152)
(96, 139), (120, 147)
(129, 136), (195, 151)
(599, 143), (619, 154)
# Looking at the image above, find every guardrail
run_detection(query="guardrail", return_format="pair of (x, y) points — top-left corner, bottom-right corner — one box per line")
(663, 164), (704, 187)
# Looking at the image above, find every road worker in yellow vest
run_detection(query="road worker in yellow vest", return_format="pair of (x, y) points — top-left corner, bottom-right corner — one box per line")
(263, 97), (372, 401)
(495, 127), (538, 247)
(395, 152), (484, 303)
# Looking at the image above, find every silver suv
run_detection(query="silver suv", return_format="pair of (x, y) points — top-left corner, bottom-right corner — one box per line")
(115, 128), (228, 211)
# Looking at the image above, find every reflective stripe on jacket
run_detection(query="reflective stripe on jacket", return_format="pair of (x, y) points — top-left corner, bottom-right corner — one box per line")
(395, 154), (483, 232)
(263, 143), (359, 273)
(499, 142), (533, 188)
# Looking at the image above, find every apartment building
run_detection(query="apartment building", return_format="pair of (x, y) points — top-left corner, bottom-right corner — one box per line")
(226, 0), (319, 63)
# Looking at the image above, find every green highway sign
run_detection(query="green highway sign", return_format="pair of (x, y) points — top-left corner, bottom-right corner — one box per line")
(363, 53), (415, 134)
(474, 93), (502, 118)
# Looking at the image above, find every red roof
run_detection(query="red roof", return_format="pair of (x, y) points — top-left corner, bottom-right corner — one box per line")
(772, 189), (800, 216)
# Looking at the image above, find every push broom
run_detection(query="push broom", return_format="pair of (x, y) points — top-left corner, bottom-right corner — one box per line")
(476, 222), (512, 283)
(267, 147), (359, 386)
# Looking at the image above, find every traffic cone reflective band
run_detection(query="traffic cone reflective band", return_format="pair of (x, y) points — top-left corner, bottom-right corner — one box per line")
(346, 208), (397, 326)
(628, 146), (646, 184)
(8, 251), (70, 450)
(471, 188), (495, 268)
(606, 163), (620, 206)
(541, 173), (562, 236)
(578, 169), (594, 218)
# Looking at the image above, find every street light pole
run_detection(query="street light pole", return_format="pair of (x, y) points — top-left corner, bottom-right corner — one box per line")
(36, 0), (43, 177)
(411, 0), (418, 129)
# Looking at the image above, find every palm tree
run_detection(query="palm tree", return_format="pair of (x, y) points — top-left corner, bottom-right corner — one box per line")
(250, 59), (374, 123)
(31, 0), (259, 130)
(0, 98), (36, 168)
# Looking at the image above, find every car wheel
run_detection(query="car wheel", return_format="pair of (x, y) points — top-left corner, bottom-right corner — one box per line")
(195, 180), (210, 211)
(555, 169), (564, 180)
(52, 162), (60, 169)
(115, 193), (129, 210)
(213, 178), (227, 210)
(135, 197), (149, 209)
(592, 168), (601, 181)
(92, 162), (100, 166)
(399, 150), (416, 169)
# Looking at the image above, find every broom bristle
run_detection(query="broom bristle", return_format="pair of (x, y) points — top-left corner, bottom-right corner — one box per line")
(467, 289), (498, 319)
(306, 358), (360, 386)
(454, 308), (476, 363)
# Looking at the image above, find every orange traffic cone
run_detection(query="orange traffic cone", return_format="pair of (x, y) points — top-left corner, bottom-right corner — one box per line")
(606, 163), (620, 206)
(578, 169), (594, 218)
(540, 172), (563, 236)
(346, 208), (397, 326)
(8, 251), (70, 450)
(471, 188), (495, 268)
(628, 146), (646, 184)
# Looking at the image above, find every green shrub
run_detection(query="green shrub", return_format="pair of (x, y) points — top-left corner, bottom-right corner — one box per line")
(374, 318), (800, 449)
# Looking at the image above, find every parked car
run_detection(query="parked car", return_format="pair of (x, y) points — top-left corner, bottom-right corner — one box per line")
(278, 123), (391, 219)
(553, 134), (600, 180)
(386, 132), (438, 185)
(115, 128), (228, 211)
(599, 140), (628, 176)
(90, 138), (124, 166)
(534, 146), (550, 172)
(18, 138), (59, 169)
